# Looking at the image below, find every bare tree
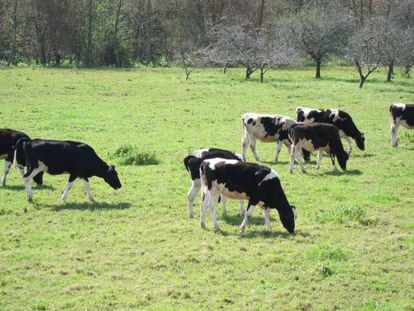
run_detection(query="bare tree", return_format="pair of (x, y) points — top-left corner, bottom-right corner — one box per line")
(347, 18), (384, 88)
(287, 3), (352, 79)
(85, 0), (93, 67)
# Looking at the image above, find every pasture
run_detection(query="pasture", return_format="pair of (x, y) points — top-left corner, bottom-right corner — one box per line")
(0, 66), (413, 310)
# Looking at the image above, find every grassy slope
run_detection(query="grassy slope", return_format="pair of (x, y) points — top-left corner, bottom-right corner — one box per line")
(0, 67), (413, 310)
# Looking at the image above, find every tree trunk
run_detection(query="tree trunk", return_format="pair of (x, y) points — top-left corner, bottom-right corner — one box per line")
(359, 0), (364, 27)
(257, 0), (265, 28)
(10, 0), (18, 66)
(223, 63), (227, 74)
(404, 64), (411, 78)
(387, 60), (394, 82)
(359, 76), (366, 88)
(114, 0), (122, 66)
(145, 0), (152, 64)
(85, 0), (94, 67)
(260, 66), (264, 83)
(315, 59), (321, 79)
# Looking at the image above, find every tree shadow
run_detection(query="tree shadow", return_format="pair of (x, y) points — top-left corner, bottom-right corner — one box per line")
(48, 201), (131, 211)
(0, 184), (55, 191)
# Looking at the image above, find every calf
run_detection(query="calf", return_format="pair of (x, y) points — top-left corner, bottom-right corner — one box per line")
(0, 129), (43, 186)
(200, 158), (296, 234)
(296, 107), (365, 156)
(390, 103), (414, 147)
(183, 148), (244, 218)
(242, 113), (296, 162)
(289, 123), (349, 174)
(14, 138), (121, 202)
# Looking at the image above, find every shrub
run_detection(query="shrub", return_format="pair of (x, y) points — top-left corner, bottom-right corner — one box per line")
(110, 144), (160, 166)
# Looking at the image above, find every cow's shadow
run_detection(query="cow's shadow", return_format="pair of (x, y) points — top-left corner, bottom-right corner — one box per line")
(324, 169), (363, 176)
(221, 213), (263, 226)
(0, 184), (55, 191)
(241, 230), (311, 239)
(49, 201), (131, 211)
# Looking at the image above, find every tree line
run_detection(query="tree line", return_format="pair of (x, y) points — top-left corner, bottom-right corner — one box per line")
(0, 0), (413, 87)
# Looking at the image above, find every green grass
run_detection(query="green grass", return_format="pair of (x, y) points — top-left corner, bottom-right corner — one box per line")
(0, 66), (413, 310)
(109, 144), (160, 166)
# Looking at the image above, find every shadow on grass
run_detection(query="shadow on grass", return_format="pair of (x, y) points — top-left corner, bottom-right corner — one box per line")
(221, 214), (263, 226)
(261, 160), (291, 165)
(49, 201), (131, 211)
(324, 169), (363, 176)
(351, 153), (375, 158)
(241, 230), (311, 239)
(0, 184), (55, 191)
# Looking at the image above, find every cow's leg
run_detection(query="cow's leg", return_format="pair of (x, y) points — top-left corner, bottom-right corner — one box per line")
(274, 141), (283, 162)
(187, 178), (201, 218)
(242, 128), (250, 161)
(1, 160), (12, 186)
(289, 145), (296, 174)
(290, 145), (306, 174)
(220, 195), (227, 216)
(264, 208), (272, 231)
(330, 154), (338, 172)
(239, 200), (245, 216)
(316, 150), (323, 169)
(345, 136), (353, 154)
(61, 175), (77, 203)
(391, 121), (399, 148)
(249, 135), (260, 162)
(240, 202), (256, 233)
(82, 178), (94, 202)
(23, 167), (44, 202)
(200, 191), (209, 229)
(209, 193), (220, 230)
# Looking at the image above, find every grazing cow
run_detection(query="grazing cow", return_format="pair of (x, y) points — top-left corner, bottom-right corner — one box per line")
(390, 103), (414, 147)
(200, 158), (296, 234)
(14, 138), (121, 202)
(0, 129), (43, 186)
(296, 107), (365, 156)
(183, 148), (244, 218)
(242, 113), (296, 162)
(289, 123), (349, 174)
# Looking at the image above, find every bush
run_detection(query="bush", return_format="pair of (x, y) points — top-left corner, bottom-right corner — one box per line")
(110, 144), (160, 166)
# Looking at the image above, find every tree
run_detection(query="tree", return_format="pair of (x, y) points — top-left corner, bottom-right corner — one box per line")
(287, 2), (352, 78)
(347, 18), (384, 88)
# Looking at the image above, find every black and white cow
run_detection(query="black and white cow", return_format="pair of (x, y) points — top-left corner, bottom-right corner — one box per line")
(296, 107), (365, 156)
(14, 138), (121, 202)
(200, 158), (296, 234)
(183, 148), (244, 218)
(390, 103), (414, 147)
(242, 113), (296, 162)
(288, 123), (349, 174)
(0, 129), (43, 186)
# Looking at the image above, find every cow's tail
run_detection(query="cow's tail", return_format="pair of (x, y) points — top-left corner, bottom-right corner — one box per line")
(183, 155), (193, 172)
(13, 137), (29, 168)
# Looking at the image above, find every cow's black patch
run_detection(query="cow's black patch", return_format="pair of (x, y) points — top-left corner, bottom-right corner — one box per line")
(390, 104), (414, 127)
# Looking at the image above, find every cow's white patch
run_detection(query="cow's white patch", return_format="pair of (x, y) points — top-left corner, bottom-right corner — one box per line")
(207, 158), (239, 170)
(220, 186), (249, 200)
(192, 148), (209, 159)
(83, 179), (94, 202)
(392, 103), (406, 110)
(258, 170), (278, 185)
(292, 207), (297, 220)
(61, 181), (75, 202)
(1, 160), (11, 186)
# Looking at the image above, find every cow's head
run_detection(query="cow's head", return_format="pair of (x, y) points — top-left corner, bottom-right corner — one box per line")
(279, 205), (296, 234)
(356, 133), (365, 151)
(337, 151), (349, 171)
(104, 165), (122, 189)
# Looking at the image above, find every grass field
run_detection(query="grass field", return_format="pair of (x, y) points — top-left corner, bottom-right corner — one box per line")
(0, 66), (413, 310)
